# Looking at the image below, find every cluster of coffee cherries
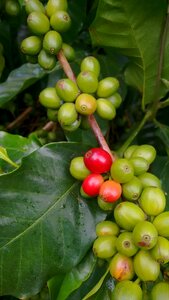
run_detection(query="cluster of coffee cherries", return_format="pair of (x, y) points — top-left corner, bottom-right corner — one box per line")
(77, 144), (169, 299)
(39, 55), (122, 131)
(21, 0), (75, 68)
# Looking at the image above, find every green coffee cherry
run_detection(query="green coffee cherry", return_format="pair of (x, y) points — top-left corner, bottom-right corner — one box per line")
(122, 176), (143, 201)
(129, 157), (149, 176)
(43, 30), (62, 55)
(38, 49), (56, 70)
(62, 43), (75, 61)
(96, 221), (120, 237)
(97, 196), (116, 212)
(151, 282), (169, 300)
(77, 71), (98, 94)
(153, 211), (169, 238)
(139, 187), (166, 216)
(138, 172), (161, 188)
(107, 93), (122, 108)
(97, 77), (119, 98)
(131, 144), (156, 164)
(47, 108), (58, 121)
(124, 145), (139, 159)
(50, 10), (71, 32)
(81, 56), (100, 77)
(39, 87), (61, 109)
(150, 236), (169, 264)
(27, 11), (50, 35)
(45, 0), (68, 17)
(69, 156), (90, 180)
(75, 93), (97, 115)
(110, 158), (134, 183)
(5, 0), (20, 16)
(96, 98), (116, 120)
(111, 280), (143, 300)
(56, 79), (79, 102)
(116, 232), (138, 257)
(61, 118), (81, 131)
(93, 235), (117, 258)
(21, 36), (42, 55)
(58, 103), (77, 126)
(24, 0), (45, 14)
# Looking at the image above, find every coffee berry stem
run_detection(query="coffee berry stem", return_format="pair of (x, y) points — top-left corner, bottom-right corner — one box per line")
(57, 50), (115, 161)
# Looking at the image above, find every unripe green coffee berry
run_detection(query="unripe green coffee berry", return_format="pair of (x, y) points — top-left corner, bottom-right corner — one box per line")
(58, 103), (77, 126)
(77, 71), (98, 94)
(116, 231), (138, 257)
(96, 98), (116, 120)
(97, 77), (119, 98)
(62, 43), (75, 61)
(124, 145), (139, 159)
(107, 92), (122, 108)
(96, 221), (120, 237)
(93, 235), (117, 258)
(138, 172), (161, 188)
(129, 157), (149, 176)
(110, 158), (134, 183)
(55, 79), (79, 102)
(43, 30), (62, 55)
(45, 0), (68, 17)
(38, 49), (56, 70)
(81, 56), (100, 77)
(47, 108), (58, 121)
(5, 0), (20, 16)
(27, 11), (50, 35)
(24, 0), (45, 14)
(97, 196), (116, 211)
(131, 144), (156, 164)
(61, 118), (81, 131)
(69, 156), (90, 180)
(39, 87), (61, 109)
(139, 187), (166, 216)
(75, 93), (97, 115)
(50, 10), (71, 32)
(122, 176), (143, 201)
(21, 36), (42, 55)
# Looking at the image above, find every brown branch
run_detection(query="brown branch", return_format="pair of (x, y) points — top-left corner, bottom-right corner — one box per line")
(88, 115), (115, 161)
(6, 107), (33, 130)
(42, 121), (55, 131)
(57, 49), (76, 82)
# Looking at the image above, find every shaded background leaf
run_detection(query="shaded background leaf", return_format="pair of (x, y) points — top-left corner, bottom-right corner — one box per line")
(90, 0), (169, 108)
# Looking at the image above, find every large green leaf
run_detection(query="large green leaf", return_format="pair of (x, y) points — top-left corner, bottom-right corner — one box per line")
(90, 0), (169, 108)
(0, 142), (106, 298)
(0, 63), (56, 107)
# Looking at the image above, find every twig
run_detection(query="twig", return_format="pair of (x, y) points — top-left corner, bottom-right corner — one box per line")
(6, 107), (33, 130)
(57, 49), (76, 82)
(42, 121), (55, 131)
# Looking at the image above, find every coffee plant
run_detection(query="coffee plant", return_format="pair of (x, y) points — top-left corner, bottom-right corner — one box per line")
(0, 0), (169, 299)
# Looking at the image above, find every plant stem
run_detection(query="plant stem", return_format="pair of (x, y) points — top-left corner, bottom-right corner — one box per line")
(57, 49), (76, 82)
(57, 50), (115, 159)
(88, 115), (115, 160)
(6, 107), (33, 130)
(42, 121), (55, 131)
(117, 110), (152, 157)
(158, 98), (169, 109)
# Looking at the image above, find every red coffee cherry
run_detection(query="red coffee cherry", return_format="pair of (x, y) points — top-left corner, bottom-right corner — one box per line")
(84, 147), (112, 174)
(99, 180), (122, 202)
(82, 173), (104, 197)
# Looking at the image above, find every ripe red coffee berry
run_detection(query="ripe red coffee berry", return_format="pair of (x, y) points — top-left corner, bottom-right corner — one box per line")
(84, 148), (112, 173)
(82, 173), (104, 197)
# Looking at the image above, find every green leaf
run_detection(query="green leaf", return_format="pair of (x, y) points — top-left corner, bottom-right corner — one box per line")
(0, 63), (54, 107)
(82, 266), (110, 300)
(0, 146), (19, 168)
(0, 131), (40, 171)
(0, 142), (106, 298)
(55, 252), (96, 300)
(90, 0), (169, 109)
